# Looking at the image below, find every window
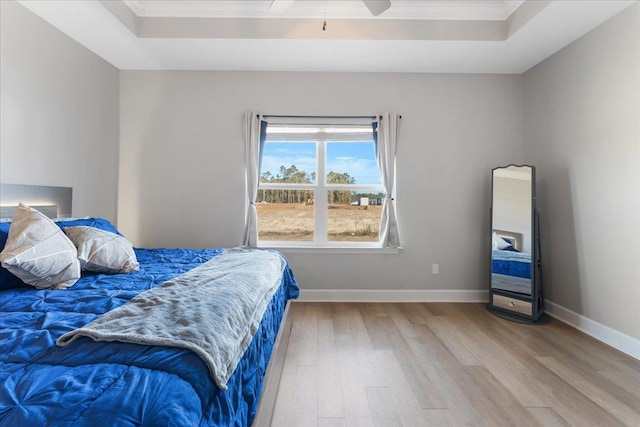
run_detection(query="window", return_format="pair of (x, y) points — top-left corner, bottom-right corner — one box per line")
(257, 123), (385, 247)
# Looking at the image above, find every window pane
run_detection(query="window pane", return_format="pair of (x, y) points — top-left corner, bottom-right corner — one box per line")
(261, 142), (316, 184)
(326, 142), (381, 185)
(327, 191), (384, 242)
(257, 191), (314, 241)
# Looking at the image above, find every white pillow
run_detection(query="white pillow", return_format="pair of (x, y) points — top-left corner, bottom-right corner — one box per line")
(64, 226), (139, 274)
(0, 204), (80, 289)
(492, 232), (512, 250)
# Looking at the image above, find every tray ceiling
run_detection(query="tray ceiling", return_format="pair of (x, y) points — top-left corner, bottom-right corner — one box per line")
(16, 0), (637, 73)
(122, 1), (524, 20)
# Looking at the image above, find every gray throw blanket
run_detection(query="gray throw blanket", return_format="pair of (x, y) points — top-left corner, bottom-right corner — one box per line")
(57, 248), (286, 390)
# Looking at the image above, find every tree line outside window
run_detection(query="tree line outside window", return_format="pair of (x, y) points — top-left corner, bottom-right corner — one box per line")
(257, 164), (383, 205)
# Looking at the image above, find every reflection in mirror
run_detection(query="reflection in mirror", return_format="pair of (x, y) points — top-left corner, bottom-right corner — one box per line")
(491, 165), (533, 296)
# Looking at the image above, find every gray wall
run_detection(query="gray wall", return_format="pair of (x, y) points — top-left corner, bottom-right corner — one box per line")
(0, 1), (120, 222)
(119, 71), (524, 292)
(523, 3), (640, 340)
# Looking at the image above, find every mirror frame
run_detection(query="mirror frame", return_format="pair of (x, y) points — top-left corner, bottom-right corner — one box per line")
(487, 164), (544, 323)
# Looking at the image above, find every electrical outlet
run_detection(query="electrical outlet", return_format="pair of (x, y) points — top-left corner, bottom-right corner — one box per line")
(432, 264), (439, 275)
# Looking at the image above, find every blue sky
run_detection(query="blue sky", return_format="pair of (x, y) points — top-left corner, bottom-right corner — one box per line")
(261, 142), (382, 184)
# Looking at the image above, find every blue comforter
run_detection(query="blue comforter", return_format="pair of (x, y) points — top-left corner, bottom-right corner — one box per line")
(0, 248), (299, 426)
(491, 249), (532, 279)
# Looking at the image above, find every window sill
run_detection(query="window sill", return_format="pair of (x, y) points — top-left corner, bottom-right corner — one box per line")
(257, 244), (402, 254)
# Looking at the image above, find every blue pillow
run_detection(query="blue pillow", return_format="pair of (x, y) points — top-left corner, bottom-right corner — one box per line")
(54, 217), (122, 236)
(0, 222), (23, 290)
(0, 217), (122, 290)
(0, 221), (12, 255)
(0, 221), (25, 290)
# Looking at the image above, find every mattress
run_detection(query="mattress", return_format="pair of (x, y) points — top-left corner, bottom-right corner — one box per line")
(491, 272), (531, 295)
(0, 247), (299, 426)
(491, 248), (532, 279)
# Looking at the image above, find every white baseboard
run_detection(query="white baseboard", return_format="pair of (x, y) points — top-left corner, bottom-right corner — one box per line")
(298, 289), (489, 303)
(545, 300), (640, 360)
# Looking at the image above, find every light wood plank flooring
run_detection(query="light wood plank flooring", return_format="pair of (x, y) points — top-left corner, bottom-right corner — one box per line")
(269, 302), (640, 427)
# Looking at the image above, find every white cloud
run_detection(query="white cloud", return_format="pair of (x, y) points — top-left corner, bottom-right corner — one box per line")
(326, 158), (381, 184)
(261, 142), (381, 184)
(261, 155), (317, 179)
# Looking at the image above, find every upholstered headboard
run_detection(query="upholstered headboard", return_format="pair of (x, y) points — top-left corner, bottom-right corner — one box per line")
(0, 184), (72, 220)
(494, 229), (524, 251)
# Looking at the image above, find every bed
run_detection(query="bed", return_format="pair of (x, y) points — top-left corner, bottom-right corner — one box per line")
(492, 249), (532, 279)
(0, 210), (299, 426)
(491, 230), (532, 294)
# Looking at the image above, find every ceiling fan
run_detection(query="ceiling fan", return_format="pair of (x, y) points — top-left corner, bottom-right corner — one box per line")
(269, 0), (392, 17)
(360, 0), (392, 16)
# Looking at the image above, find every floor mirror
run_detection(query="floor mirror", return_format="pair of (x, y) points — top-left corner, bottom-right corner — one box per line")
(487, 165), (545, 323)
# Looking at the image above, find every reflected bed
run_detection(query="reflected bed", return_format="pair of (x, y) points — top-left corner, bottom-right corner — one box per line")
(491, 230), (532, 295)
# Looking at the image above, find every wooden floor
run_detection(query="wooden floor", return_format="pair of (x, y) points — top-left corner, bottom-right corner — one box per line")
(269, 302), (640, 427)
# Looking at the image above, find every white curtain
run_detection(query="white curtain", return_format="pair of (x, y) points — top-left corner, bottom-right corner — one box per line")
(375, 113), (401, 248)
(242, 111), (265, 247)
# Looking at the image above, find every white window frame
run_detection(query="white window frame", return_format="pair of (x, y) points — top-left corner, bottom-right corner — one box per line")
(257, 127), (387, 250)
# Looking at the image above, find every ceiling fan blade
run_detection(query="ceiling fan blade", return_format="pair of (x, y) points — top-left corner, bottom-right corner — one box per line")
(269, 0), (296, 13)
(362, 0), (391, 16)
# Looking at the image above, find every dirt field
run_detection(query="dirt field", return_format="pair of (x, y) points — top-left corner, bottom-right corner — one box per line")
(256, 203), (382, 242)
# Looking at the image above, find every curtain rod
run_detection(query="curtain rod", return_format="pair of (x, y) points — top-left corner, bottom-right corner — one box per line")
(260, 114), (402, 119)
